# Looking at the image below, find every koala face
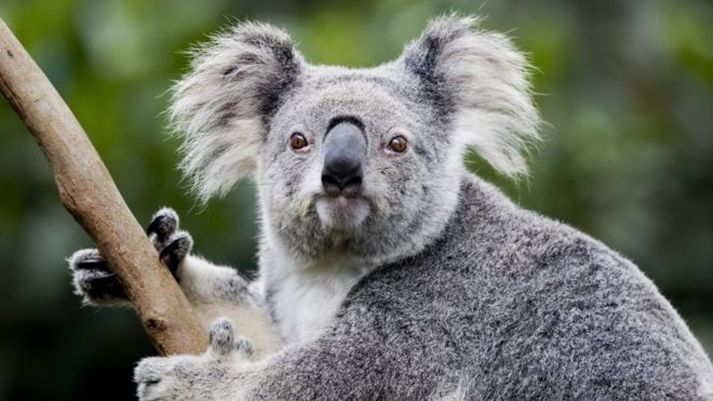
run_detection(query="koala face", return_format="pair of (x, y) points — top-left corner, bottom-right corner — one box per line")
(169, 16), (540, 262)
(260, 68), (462, 259)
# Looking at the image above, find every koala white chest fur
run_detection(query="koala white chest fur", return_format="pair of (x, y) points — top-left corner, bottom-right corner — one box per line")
(68, 15), (713, 401)
(260, 241), (370, 344)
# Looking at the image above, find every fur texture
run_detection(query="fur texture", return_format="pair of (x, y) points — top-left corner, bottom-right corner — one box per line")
(169, 22), (303, 200)
(68, 15), (713, 400)
(401, 15), (540, 176)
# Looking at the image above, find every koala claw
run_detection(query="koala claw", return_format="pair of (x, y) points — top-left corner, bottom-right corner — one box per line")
(158, 232), (193, 276)
(209, 317), (236, 357)
(147, 207), (180, 243)
(209, 318), (254, 358)
(71, 248), (108, 270)
(68, 248), (126, 304)
(147, 208), (193, 276)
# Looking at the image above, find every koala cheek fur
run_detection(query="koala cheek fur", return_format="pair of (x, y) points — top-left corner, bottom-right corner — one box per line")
(67, 14), (713, 401)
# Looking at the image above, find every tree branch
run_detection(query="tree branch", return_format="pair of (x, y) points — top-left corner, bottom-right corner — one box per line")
(0, 17), (207, 355)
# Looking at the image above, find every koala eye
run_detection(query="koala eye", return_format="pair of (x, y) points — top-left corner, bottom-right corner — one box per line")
(387, 135), (408, 154)
(289, 132), (309, 152)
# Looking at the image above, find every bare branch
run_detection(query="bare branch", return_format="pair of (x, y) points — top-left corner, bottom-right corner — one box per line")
(0, 17), (207, 355)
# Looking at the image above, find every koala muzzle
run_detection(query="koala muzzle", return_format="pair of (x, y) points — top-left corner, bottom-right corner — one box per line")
(321, 122), (366, 197)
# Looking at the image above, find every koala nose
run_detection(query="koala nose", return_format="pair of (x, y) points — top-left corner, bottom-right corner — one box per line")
(321, 122), (366, 197)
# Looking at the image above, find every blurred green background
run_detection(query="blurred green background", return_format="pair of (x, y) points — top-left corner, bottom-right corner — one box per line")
(1, 0), (712, 399)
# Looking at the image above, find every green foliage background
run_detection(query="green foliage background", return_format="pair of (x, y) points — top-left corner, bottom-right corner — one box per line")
(1, 0), (712, 399)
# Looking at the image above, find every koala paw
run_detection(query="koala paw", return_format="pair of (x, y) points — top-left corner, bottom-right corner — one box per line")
(208, 317), (254, 358)
(147, 208), (194, 276)
(68, 207), (192, 305)
(69, 248), (127, 305)
(135, 318), (254, 401)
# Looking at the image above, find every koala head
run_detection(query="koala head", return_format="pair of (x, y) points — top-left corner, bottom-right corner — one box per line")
(170, 16), (539, 262)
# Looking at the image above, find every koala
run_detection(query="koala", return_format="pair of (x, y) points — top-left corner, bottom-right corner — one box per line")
(68, 15), (713, 400)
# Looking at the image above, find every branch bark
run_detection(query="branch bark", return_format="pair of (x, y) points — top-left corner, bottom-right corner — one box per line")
(0, 17), (207, 355)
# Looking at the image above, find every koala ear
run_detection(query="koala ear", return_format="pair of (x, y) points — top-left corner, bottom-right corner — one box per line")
(401, 15), (540, 177)
(169, 21), (303, 200)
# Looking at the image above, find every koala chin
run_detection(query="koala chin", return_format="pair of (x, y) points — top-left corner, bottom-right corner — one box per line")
(315, 196), (371, 230)
(69, 15), (713, 401)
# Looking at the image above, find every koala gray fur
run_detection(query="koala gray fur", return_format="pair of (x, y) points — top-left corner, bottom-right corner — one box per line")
(69, 15), (713, 400)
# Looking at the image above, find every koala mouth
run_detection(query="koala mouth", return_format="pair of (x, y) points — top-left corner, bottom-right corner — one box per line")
(315, 195), (371, 231)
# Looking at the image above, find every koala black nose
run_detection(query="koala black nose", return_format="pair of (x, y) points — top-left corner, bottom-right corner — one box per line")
(321, 122), (366, 197)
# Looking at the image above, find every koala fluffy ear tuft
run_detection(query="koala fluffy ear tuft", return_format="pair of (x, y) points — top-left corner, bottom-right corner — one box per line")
(401, 15), (541, 177)
(169, 21), (303, 201)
